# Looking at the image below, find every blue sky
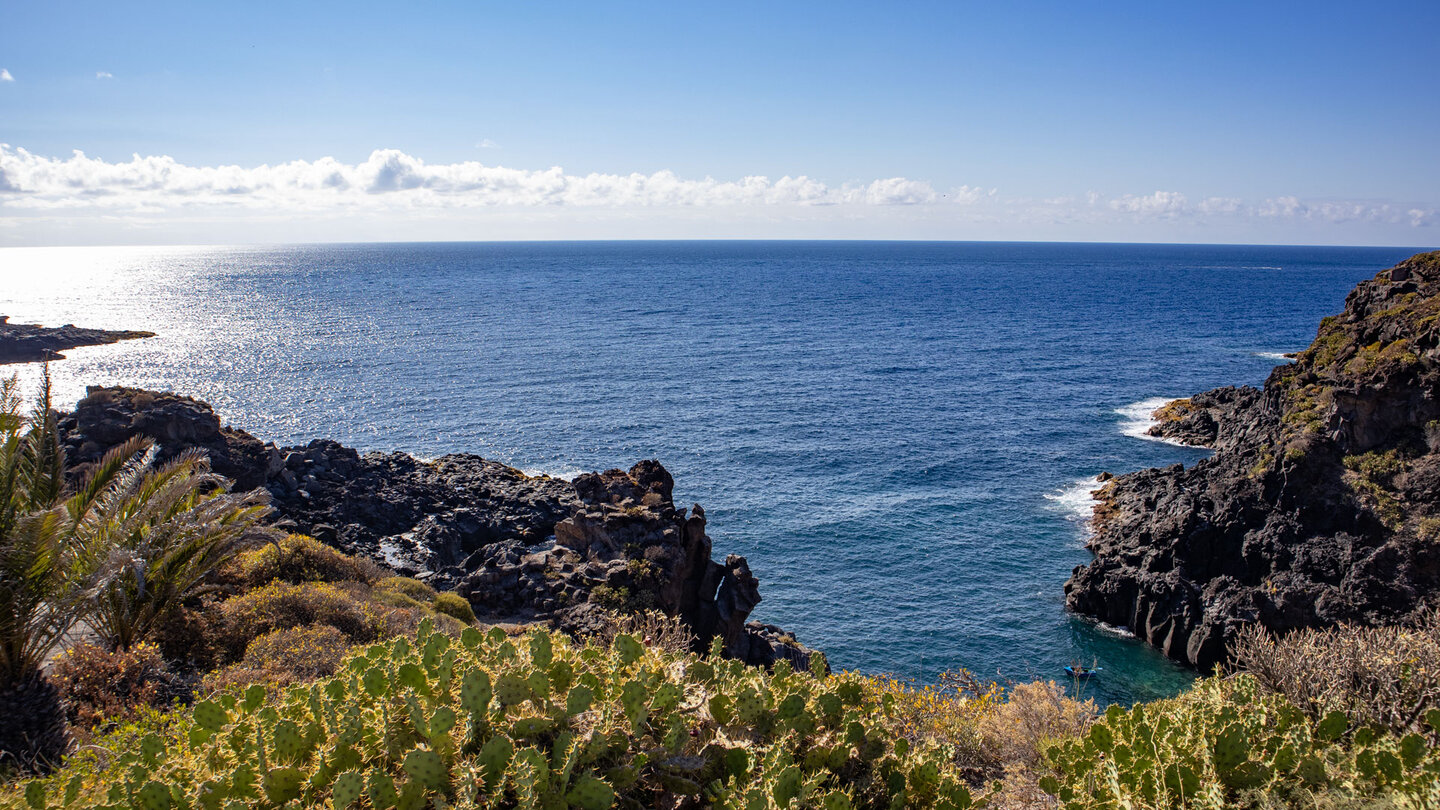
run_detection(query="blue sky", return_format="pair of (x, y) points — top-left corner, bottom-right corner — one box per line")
(1, 1), (1437, 245)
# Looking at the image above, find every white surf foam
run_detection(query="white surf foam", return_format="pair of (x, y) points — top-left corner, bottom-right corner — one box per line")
(1116, 397), (1193, 446)
(1253, 351), (1297, 361)
(1044, 477), (1106, 525)
(1096, 621), (1136, 638)
(520, 466), (585, 482)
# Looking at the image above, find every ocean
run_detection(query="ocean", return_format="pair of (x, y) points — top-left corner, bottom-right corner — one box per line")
(1, 240), (1423, 703)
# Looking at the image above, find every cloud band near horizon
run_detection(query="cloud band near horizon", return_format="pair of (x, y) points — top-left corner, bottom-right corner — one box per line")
(0, 145), (1434, 240)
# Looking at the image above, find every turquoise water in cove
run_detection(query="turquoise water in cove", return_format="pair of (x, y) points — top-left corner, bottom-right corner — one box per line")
(1, 241), (1428, 703)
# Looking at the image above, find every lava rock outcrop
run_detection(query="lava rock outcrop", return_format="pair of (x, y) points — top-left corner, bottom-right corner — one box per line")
(1066, 252), (1440, 669)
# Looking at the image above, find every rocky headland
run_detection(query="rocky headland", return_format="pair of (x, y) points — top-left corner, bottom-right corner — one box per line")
(56, 386), (820, 671)
(1066, 251), (1440, 669)
(0, 316), (155, 364)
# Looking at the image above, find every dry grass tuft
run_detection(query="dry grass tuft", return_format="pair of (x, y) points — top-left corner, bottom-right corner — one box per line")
(588, 609), (696, 656)
(978, 680), (1096, 770)
(1231, 610), (1440, 735)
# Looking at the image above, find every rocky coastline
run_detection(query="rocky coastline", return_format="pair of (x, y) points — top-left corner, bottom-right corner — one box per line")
(1066, 252), (1440, 670)
(55, 386), (821, 671)
(0, 316), (155, 364)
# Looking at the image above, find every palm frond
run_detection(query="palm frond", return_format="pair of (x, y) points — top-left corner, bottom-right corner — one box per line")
(16, 369), (65, 512)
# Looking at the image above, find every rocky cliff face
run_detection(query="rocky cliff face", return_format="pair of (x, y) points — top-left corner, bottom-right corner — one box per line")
(56, 387), (820, 670)
(1066, 252), (1440, 670)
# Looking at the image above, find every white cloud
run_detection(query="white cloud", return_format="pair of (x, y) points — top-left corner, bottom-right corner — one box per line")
(475, 139), (500, 149)
(0, 145), (1433, 245)
(0, 69), (13, 82)
(96, 71), (114, 79)
(1109, 190), (1189, 216)
(0, 146), (943, 211)
(1198, 197), (1244, 215)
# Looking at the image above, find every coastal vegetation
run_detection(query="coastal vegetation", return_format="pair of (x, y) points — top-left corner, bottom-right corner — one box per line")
(7, 585), (1440, 808)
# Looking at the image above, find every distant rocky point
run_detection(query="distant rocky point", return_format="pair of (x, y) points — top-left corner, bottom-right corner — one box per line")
(1066, 251), (1440, 669)
(0, 315), (155, 364)
(55, 385), (822, 671)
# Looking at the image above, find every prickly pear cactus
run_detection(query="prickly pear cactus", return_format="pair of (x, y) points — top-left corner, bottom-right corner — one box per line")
(135, 781), (171, 810)
(566, 774), (615, 810)
(8, 624), (1003, 810)
(614, 633), (644, 665)
(401, 748), (447, 790)
(495, 672), (532, 708)
(1040, 674), (1440, 809)
(330, 770), (363, 809)
(460, 669), (492, 715)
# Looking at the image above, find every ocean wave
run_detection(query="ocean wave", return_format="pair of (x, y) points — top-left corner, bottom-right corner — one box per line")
(1045, 478), (1106, 542)
(1116, 397), (1193, 446)
(520, 466), (585, 481)
(1253, 351), (1297, 361)
(1096, 622), (1136, 638)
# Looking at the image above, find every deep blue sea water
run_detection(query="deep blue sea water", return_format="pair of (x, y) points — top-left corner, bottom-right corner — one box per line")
(2, 241), (1428, 703)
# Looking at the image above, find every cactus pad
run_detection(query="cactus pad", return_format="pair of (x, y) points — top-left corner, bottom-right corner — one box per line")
(566, 774), (615, 810)
(428, 705), (457, 738)
(366, 769), (399, 809)
(495, 672), (531, 707)
(529, 631), (553, 668)
(548, 659), (574, 693)
(134, 781), (171, 810)
(331, 770), (364, 809)
(363, 667), (389, 698)
(735, 688), (764, 724)
(262, 767), (303, 805)
(527, 669), (551, 700)
(614, 633), (644, 665)
(567, 684), (594, 716)
(511, 715), (556, 738)
(460, 669), (493, 714)
(193, 700), (229, 732)
(402, 748), (448, 789)
(772, 765), (803, 805)
(479, 734), (514, 782)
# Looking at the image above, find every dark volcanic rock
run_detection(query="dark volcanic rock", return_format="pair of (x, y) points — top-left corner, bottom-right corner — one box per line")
(514, 463), (823, 671)
(54, 387), (820, 669)
(1145, 387), (1262, 448)
(59, 387), (272, 490)
(1067, 251), (1440, 670)
(58, 387), (577, 565)
(0, 315), (155, 364)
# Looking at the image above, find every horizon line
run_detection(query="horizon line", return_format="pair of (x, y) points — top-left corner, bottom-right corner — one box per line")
(3, 237), (1437, 251)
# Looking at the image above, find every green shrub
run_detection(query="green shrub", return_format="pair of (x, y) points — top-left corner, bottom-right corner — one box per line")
(241, 624), (354, 679)
(371, 588), (427, 611)
(201, 623), (356, 693)
(15, 622), (994, 809)
(228, 534), (382, 588)
(375, 576), (437, 603)
(215, 582), (387, 661)
(431, 592), (476, 625)
(589, 584), (630, 611)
